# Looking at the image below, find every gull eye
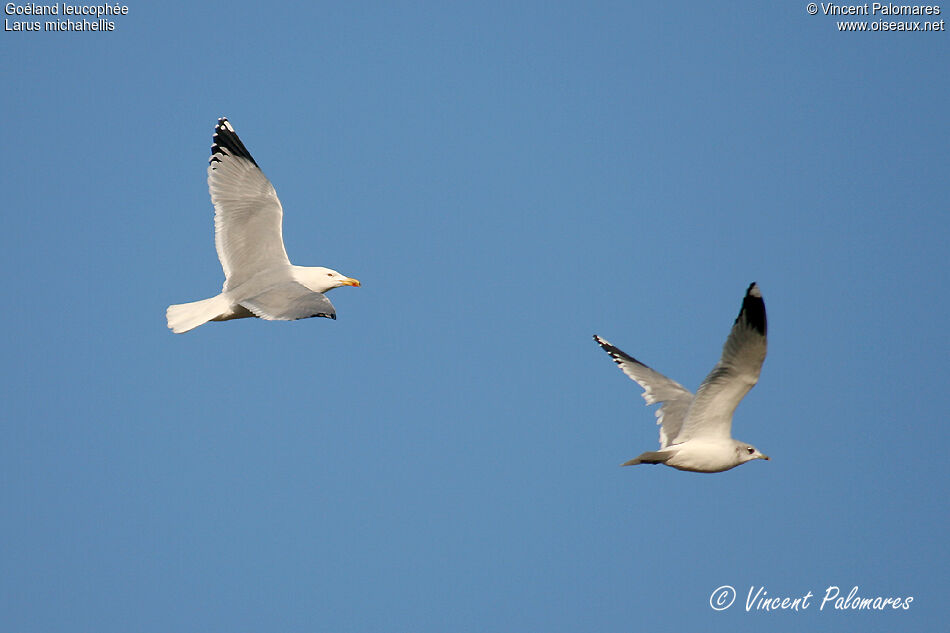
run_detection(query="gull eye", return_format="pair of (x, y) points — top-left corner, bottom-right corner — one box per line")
(746, 447), (755, 455)
(327, 273), (333, 277)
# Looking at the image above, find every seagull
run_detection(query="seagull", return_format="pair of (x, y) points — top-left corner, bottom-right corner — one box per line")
(593, 283), (770, 473)
(166, 118), (360, 334)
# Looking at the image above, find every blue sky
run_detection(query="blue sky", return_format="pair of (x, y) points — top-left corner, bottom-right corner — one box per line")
(1, 2), (947, 631)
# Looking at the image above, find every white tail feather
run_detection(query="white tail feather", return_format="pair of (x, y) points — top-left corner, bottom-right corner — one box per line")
(166, 294), (230, 334)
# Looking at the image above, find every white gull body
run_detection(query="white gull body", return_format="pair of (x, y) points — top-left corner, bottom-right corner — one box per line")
(594, 283), (770, 473)
(166, 118), (360, 334)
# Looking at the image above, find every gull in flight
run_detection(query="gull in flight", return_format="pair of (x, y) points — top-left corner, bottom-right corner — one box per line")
(593, 283), (770, 473)
(166, 118), (360, 334)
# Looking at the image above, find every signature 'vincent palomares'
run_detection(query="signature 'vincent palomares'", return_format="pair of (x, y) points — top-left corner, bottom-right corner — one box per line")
(594, 283), (770, 473)
(166, 118), (360, 334)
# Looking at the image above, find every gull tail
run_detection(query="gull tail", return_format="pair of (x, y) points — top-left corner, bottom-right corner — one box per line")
(621, 451), (671, 467)
(166, 294), (230, 334)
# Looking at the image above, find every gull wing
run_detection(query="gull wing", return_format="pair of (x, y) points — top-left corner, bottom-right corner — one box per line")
(240, 281), (336, 321)
(674, 283), (767, 443)
(207, 118), (291, 290)
(594, 335), (694, 449)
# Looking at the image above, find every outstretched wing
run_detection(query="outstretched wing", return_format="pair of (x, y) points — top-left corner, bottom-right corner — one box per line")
(676, 282), (767, 442)
(240, 281), (336, 321)
(594, 335), (694, 449)
(207, 118), (291, 290)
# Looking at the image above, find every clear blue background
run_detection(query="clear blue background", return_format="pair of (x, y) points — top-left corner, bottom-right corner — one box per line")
(2, 2), (946, 631)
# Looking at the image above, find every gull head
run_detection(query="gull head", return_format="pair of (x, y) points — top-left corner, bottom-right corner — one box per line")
(737, 442), (770, 464)
(295, 266), (361, 293)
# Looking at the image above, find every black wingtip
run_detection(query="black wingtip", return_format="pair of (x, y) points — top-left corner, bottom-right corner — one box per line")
(737, 282), (767, 336)
(593, 334), (652, 369)
(209, 117), (259, 167)
(593, 334), (613, 353)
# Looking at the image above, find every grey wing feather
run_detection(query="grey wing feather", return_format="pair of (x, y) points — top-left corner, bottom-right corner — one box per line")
(208, 119), (291, 290)
(676, 283), (767, 442)
(241, 281), (336, 321)
(594, 335), (694, 449)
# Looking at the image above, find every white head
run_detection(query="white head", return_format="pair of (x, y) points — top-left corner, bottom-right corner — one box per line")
(294, 266), (361, 293)
(735, 442), (770, 464)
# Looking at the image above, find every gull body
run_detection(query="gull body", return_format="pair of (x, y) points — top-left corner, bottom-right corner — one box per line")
(166, 118), (359, 334)
(594, 283), (770, 473)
